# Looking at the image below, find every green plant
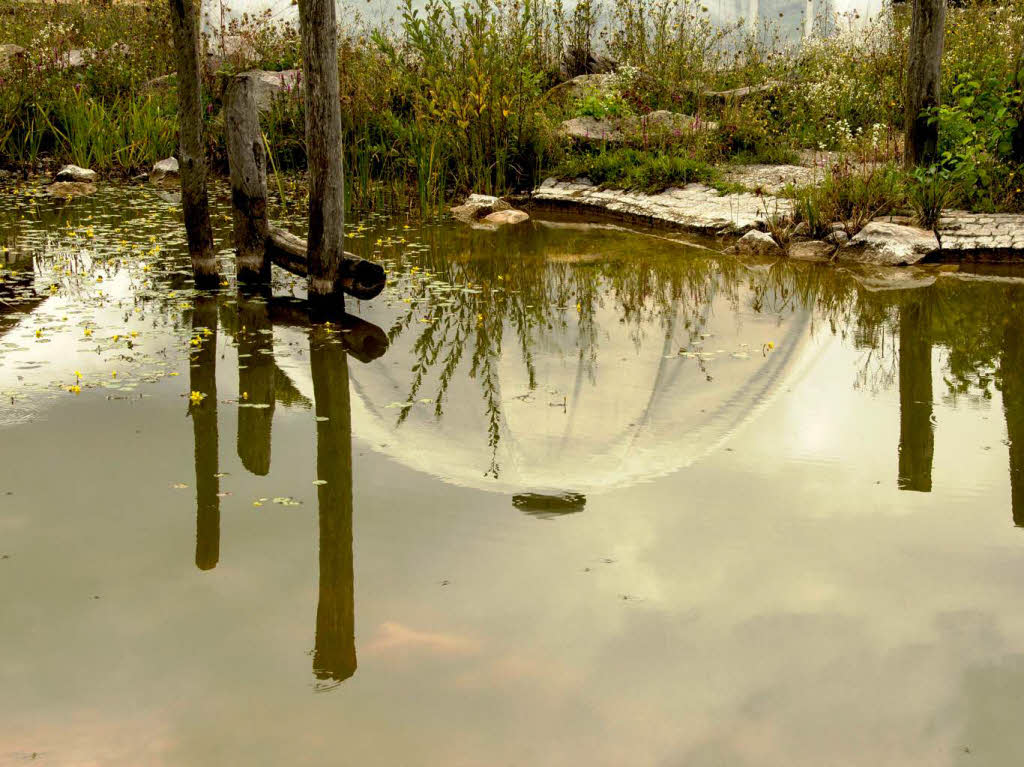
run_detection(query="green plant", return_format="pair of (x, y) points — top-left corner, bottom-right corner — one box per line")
(553, 147), (715, 192)
(908, 164), (952, 230)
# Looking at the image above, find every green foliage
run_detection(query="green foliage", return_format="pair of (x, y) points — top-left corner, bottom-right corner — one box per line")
(553, 147), (716, 193)
(790, 162), (903, 237)
(908, 164), (952, 230)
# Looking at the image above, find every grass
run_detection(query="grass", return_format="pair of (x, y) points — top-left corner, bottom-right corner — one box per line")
(553, 148), (717, 193)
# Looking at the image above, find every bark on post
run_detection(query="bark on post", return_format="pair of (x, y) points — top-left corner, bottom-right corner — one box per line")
(298, 0), (346, 308)
(225, 74), (270, 284)
(168, 0), (218, 287)
(904, 0), (946, 167)
(1012, 39), (1024, 163)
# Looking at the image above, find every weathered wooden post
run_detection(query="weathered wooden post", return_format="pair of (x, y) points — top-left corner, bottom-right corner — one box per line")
(897, 299), (934, 492)
(1013, 40), (1024, 163)
(904, 0), (946, 166)
(310, 327), (357, 684)
(190, 296), (221, 569)
(297, 0), (347, 308)
(167, 0), (218, 287)
(237, 298), (275, 475)
(225, 74), (270, 285)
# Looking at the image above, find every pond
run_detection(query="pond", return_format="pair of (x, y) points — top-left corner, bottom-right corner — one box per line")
(3, 182), (1024, 765)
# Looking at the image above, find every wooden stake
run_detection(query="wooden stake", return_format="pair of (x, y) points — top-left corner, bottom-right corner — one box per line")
(225, 74), (270, 284)
(168, 0), (218, 287)
(904, 0), (946, 166)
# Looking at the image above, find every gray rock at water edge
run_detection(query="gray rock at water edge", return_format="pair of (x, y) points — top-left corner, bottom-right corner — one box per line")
(450, 194), (511, 224)
(788, 240), (834, 262)
(47, 181), (97, 197)
(483, 209), (530, 226)
(840, 221), (940, 266)
(54, 165), (98, 183)
(735, 229), (782, 257)
(825, 227), (850, 246)
(237, 69), (302, 112)
(150, 157), (180, 185)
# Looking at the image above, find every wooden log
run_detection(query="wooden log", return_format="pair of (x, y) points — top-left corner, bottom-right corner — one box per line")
(298, 0), (346, 306)
(168, 0), (218, 288)
(267, 225), (385, 301)
(904, 0), (945, 166)
(225, 74), (270, 284)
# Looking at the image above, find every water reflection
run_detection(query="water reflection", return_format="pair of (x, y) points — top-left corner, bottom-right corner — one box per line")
(190, 296), (220, 571)
(236, 297), (276, 476)
(898, 298), (934, 493)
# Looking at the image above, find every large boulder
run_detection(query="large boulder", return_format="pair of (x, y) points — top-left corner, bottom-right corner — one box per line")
(150, 157), (179, 186)
(735, 229), (782, 257)
(237, 69), (302, 112)
(840, 221), (940, 266)
(560, 110), (716, 144)
(54, 165), (97, 183)
(450, 194), (511, 224)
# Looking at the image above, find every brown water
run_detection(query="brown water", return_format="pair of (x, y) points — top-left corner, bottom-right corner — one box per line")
(3, 182), (1024, 766)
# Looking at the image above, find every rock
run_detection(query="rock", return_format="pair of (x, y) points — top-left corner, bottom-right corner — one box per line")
(826, 229), (849, 246)
(150, 157), (179, 186)
(237, 69), (302, 112)
(483, 209), (530, 226)
(0, 44), (25, 68)
(47, 182), (97, 197)
(63, 48), (94, 68)
(703, 81), (784, 103)
(560, 110), (716, 144)
(450, 194), (511, 224)
(840, 221), (940, 266)
(543, 73), (615, 105)
(142, 73), (175, 91)
(788, 240), (834, 262)
(54, 165), (97, 183)
(735, 229), (782, 257)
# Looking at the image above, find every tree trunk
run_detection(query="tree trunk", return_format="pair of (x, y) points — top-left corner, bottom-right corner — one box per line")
(904, 0), (946, 167)
(298, 0), (346, 307)
(168, 0), (217, 288)
(1012, 39), (1024, 163)
(225, 74), (270, 284)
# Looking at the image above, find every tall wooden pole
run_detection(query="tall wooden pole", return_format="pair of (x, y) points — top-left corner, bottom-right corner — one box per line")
(904, 0), (946, 167)
(168, 0), (218, 288)
(298, 0), (346, 309)
(225, 74), (270, 285)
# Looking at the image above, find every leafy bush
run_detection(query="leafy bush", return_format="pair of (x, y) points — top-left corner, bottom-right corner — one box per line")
(553, 147), (716, 192)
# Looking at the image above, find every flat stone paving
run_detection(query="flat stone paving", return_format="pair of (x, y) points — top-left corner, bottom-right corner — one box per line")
(532, 178), (792, 234)
(532, 178), (1024, 257)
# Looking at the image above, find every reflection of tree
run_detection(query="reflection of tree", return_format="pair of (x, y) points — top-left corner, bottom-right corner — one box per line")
(190, 296), (220, 571)
(310, 327), (357, 687)
(236, 297), (275, 475)
(898, 298), (934, 493)
(1001, 309), (1024, 526)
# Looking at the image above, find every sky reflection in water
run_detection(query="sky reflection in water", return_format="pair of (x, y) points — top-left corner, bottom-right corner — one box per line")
(2, 183), (1024, 765)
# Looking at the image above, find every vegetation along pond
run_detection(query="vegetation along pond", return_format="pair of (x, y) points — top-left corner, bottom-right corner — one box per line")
(5, 181), (1024, 765)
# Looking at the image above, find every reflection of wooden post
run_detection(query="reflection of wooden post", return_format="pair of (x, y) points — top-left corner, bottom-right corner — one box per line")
(898, 301), (934, 492)
(190, 296), (220, 569)
(237, 298), (275, 475)
(1002, 315), (1024, 525)
(225, 74), (270, 284)
(298, 0), (346, 307)
(167, 0), (217, 287)
(310, 328), (356, 684)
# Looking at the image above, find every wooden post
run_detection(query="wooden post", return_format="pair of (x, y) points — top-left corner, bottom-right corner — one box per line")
(897, 300), (934, 492)
(225, 74), (270, 285)
(190, 296), (221, 569)
(168, 0), (218, 287)
(310, 327), (356, 685)
(298, 0), (346, 307)
(237, 298), (275, 475)
(904, 0), (946, 166)
(1013, 40), (1024, 163)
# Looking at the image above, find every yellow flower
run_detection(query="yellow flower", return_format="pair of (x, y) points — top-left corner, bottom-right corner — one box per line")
(74, 370), (81, 379)
(84, 328), (92, 337)
(241, 391), (249, 400)
(35, 329), (42, 338)
(67, 385), (81, 395)
(189, 391), (205, 404)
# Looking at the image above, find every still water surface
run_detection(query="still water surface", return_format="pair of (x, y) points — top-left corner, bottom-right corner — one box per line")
(3, 183), (1024, 765)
